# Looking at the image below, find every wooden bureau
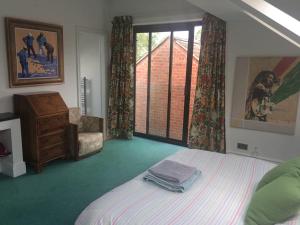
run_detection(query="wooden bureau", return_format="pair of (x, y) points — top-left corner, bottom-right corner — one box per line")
(14, 92), (69, 172)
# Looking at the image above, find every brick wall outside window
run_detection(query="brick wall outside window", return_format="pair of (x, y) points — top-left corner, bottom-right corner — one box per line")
(135, 37), (199, 141)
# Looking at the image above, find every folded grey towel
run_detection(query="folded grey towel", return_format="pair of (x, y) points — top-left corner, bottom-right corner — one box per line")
(148, 160), (197, 184)
(144, 170), (200, 193)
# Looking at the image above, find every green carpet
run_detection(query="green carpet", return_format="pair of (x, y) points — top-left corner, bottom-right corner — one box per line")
(0, 137), (183, 225)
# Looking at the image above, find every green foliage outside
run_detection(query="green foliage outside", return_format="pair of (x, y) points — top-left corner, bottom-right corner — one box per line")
(135, 27), (202, 62)
(136, 33), (159, 61)
(195, 28), (201, 44)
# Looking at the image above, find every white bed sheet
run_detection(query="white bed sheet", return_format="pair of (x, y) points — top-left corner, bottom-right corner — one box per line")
(75, 149), (300, 225)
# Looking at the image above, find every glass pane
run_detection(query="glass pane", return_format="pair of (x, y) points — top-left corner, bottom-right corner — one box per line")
(188, 26), (202, 140)
(135, 33), (149, 133)
(169, 31), (189, 140)
(149, 32), (171, 137)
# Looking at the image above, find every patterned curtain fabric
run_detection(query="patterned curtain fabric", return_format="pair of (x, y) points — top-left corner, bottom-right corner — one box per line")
(108, 16), (134, 139)
(189, 13), (226, 153)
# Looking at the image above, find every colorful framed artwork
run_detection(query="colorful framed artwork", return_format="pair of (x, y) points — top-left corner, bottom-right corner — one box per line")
(231, 56), (300, 135)
(5, 18), (64, 87)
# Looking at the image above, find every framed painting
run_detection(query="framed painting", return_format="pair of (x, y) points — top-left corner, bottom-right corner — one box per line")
(5, 18), (64, 87)
(231, 56), (300, 135)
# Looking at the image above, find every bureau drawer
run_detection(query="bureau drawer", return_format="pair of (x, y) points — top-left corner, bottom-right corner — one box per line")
(38, 132), (65, 150)
(38, 114), (68, 135)
(40, 144), (65, 162)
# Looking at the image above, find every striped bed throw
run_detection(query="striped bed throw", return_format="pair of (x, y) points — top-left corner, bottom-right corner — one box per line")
(75, 149), (300, 225)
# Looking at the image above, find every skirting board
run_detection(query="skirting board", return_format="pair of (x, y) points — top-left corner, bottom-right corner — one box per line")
(227, 150), (282, 164)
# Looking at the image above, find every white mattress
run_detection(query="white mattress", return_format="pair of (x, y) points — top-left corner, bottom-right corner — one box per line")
(75, 149), (300, 225)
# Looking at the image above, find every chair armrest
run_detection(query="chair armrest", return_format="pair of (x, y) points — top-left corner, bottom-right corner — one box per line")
(67, 123), (79, 160)
(81, 116), (103, 133)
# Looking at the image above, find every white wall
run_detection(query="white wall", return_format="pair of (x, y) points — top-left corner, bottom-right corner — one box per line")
(0, 0), (109, 113)
(108, 0), (300, 162)
(108, 0), (204, 24)
(4, 0), (296, 162)
(226, 19), (300, 162)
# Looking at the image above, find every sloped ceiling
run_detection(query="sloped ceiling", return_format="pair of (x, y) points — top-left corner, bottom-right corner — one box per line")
(187, 0), (300, 48)
(266, 0), (300, 21)
(187, 0), (300, 22)
(186, 0), (249, 21)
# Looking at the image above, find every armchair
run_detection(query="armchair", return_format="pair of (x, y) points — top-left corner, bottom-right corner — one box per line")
(68, 107), (104, 160)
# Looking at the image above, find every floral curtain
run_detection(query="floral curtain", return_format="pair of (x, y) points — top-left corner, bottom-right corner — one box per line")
(108, 16), (134, 139)
(189, 13), (226, 153)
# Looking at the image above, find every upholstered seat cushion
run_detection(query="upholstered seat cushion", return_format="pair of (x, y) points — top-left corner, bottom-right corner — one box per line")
(78, 132), (103, 157)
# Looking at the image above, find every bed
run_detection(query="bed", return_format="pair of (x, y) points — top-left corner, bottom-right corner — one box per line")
(75, 149), (300, 225)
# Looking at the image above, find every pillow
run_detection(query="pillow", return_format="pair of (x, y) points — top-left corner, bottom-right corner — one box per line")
(245, 170), (300, 225)
(256, 156), (300, 191)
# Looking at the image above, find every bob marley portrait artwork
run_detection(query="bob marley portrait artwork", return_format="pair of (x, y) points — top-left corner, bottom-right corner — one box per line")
(5, 18), (64, 87)
(231, 57), (300, 135)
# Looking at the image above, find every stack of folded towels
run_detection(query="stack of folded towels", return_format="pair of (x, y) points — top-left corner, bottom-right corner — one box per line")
(143, 160), (201, 193)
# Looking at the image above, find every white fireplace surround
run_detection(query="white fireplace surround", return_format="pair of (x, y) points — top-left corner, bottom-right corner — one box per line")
(0, 118), (26, 177)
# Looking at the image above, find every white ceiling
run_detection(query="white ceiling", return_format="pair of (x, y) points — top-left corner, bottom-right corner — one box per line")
(187, 0), (300, 22)
(186, 0), (250, 21)
(187, 0), (300, 48)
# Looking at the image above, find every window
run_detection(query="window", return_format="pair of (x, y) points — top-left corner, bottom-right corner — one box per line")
(134, 22), (201, 146)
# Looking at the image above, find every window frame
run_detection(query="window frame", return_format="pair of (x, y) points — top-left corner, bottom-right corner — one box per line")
(133, 21), (202, 146)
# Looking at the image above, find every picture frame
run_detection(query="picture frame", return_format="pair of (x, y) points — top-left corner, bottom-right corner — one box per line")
(5, 17), (64, 87)
(231, 56), (300, 135)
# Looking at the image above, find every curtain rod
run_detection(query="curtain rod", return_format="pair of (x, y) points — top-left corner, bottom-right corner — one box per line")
(133, 18), (202, 26)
